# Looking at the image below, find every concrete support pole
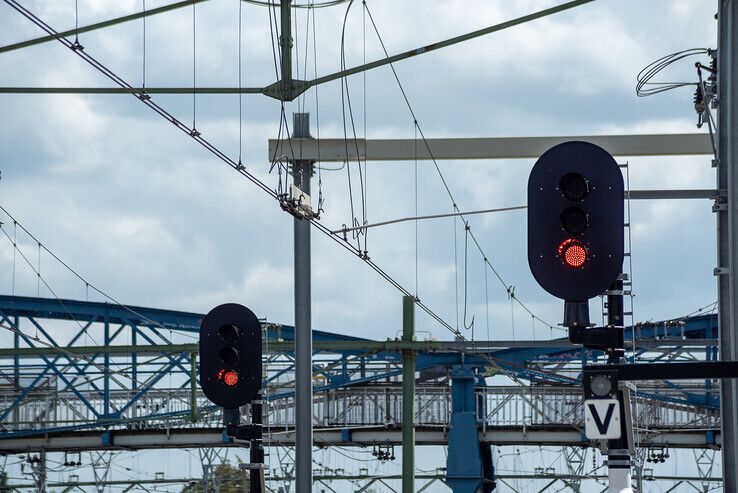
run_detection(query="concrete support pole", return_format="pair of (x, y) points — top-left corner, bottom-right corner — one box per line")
(293, 112), (313, 493)
(402, 296), (415, 493)
(717, 1), (738, 489)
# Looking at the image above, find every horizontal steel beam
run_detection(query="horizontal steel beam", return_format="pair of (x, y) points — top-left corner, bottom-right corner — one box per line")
(0, 338), (716, 357)
(0, 426), (719, 452)
(0, 87), (264, 94)
(0, 0), (212, 54)
(627, 189), (721, 200)
(268, 134), (713, 161)
(587, 361), (738, 381)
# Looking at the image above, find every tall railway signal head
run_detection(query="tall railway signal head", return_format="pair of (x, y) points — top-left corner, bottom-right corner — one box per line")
(199, 303), (262, 409)
(527, 141), (624, 305)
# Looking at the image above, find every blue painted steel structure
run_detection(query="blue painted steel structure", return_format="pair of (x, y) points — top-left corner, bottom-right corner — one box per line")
(446, 367), (494, 493)
(0, 295), (721, 491)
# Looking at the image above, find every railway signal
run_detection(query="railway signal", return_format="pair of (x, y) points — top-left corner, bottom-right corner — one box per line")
(199, 303), (262, 409)
(527, 141), (624, 303)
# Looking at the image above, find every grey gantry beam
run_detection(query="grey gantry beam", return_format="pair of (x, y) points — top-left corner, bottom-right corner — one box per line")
(0, 427), (719, 453)
(268, 134), (713, 161)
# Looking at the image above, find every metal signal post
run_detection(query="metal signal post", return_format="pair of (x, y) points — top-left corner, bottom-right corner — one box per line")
(527, 141), (633, 492)
(199, 303), (265, 492)
(199, 303), (262, 410)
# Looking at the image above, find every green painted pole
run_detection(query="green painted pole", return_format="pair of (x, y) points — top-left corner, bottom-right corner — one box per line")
(190, 352), (198, 422)
(402, 296), (415, 493)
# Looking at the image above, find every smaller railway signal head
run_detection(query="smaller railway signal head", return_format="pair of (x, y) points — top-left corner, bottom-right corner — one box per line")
(527, 141), (624, 301)
(199, 303), (262, 409)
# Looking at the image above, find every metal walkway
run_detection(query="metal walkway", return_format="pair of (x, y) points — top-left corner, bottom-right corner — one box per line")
(0, 296), (720, 450)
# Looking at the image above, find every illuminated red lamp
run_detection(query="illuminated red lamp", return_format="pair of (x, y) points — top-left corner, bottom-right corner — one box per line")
(218, 368), (239, 387)
(558, 239), (587, 268)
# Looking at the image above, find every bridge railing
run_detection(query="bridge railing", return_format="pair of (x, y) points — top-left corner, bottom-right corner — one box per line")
(0, 384), (719, 434)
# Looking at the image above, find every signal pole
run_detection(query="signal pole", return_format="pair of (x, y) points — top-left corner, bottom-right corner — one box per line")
(292, 111), (313, 493)
(605, 277), (633, 493)
(275, 1), (313, 491)
(717, 0), (738, 488)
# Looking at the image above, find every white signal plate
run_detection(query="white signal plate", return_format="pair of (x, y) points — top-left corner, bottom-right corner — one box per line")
(584, 398), (621, 440)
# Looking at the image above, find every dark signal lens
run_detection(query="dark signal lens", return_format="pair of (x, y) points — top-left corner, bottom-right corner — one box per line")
(219, 346), (239, 365)
(558, 239), (587, 268)
(219, 324), (239, 343)
(560, 207), (589, 235)
(559, 173), (589, 202)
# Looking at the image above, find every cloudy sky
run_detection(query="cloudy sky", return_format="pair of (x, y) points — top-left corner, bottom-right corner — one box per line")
(0, 0), (718, 345)
(0, 0), (721, 488)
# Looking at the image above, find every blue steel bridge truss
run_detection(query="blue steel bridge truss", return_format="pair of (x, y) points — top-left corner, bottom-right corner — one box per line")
(0, 294), (720, 441)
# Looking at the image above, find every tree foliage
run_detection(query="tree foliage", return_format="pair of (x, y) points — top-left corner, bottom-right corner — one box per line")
(182, 461), (248, 493)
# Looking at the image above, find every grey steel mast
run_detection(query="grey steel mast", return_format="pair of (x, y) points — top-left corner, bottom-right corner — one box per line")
(717, 0), (738, 488)
(278, 1), (313, 492)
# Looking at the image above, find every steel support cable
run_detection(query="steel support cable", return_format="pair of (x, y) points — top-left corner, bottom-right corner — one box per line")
(238, 0), (244, 165)
(362, 2), (558, 332)
(0, 0), (212, 55)
(311, 2), (325, 213)
(340, 4), (587, 427)
(3, 3), (578, 420)
(339, 0), (365, 248)
(2, 0), (417, 345)
(0, 223), (133, 380)
(339, 1), (368, 250)
(243, 0), (350, 8)
(0, 206), (196, 342)
(2, 0), (595, 99)
(266, 0), (298, 196)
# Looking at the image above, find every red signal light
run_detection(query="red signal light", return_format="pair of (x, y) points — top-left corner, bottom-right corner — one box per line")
(558, 239), (587, 268)
(223, 371), (239, 386)
(218, 368), (239, 387)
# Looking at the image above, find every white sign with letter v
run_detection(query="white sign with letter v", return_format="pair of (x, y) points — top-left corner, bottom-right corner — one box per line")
(584, 399), (621, 440)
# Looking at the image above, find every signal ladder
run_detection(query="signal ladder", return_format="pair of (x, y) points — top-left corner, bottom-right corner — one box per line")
(602, 160), (642, 484)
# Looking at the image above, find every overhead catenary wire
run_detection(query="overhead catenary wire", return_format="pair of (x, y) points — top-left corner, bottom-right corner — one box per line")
(311, 0), (325, 214)
(238, 0), (244, 165)
(142, 0), (147, 89)
(362, 2), (558, 333)
(331, 205), (527, 234)
(339, 0), (367, 250)
(0, 205), (197, 342)
(0, 223), (134, 380)
(242, 0), (350, 8)
(191, 2), (198, 131)
(4, 1), (583, 431)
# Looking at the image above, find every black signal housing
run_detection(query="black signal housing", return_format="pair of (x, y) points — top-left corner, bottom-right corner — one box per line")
(528, 141), (624, 302)
(199, 303), (262, 409)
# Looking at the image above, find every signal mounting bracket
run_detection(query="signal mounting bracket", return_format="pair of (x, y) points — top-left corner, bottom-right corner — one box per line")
(568, 325), (624, 353)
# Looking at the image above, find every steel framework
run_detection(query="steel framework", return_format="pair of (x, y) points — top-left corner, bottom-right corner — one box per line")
(0, 295), (723, 490)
